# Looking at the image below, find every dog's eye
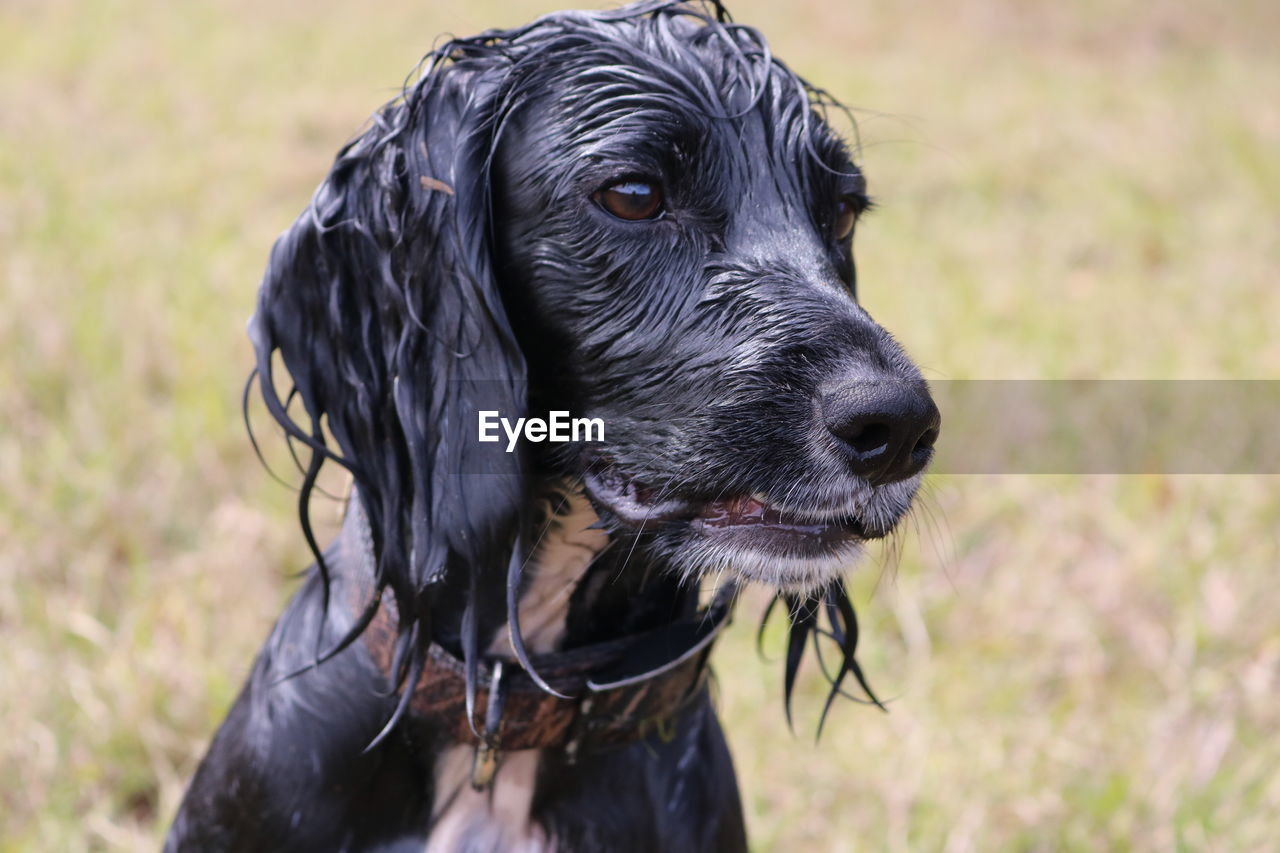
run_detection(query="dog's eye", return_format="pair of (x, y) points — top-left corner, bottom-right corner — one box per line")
(834, 196), (859, 241)
(594, 180), (664, 221)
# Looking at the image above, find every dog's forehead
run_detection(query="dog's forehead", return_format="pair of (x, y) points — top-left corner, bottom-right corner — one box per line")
(496, 14), (852, 171)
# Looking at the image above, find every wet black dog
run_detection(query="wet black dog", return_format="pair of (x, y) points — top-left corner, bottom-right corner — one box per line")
(168, 2), (938, 850)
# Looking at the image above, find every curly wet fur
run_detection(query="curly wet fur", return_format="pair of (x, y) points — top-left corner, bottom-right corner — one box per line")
(169, 2), (934, 850)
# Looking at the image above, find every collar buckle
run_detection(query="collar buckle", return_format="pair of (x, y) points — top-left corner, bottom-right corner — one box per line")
(470, 660), (509, 791)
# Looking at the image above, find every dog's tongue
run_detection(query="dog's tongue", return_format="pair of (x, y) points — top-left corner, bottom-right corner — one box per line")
(698, 496), (870, 542)
(701, 496), (786, 527)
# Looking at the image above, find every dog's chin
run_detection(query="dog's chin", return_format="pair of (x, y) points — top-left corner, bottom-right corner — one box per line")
(681, 527), (868, 593)
(582, 470), (903, 593)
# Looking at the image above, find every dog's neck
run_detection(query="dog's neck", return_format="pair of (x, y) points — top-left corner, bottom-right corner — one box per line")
(489, 491), (610, 655)
(339, 482), (692, 659)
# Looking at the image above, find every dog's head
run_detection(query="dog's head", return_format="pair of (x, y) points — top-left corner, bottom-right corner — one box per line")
(252, 0), (937, 650)
(489, 7), (940, 594)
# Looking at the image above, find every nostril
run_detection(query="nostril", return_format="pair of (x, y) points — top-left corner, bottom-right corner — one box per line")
(846, 421), (891, 457)
(913, 426), (939, 455)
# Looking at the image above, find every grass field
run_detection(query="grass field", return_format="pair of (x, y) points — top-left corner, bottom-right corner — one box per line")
(3, 0), (1279, 849)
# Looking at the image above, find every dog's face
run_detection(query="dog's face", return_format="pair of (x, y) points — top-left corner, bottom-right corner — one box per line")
(491, 13), (939, 591)
(254, 3), (939, 608)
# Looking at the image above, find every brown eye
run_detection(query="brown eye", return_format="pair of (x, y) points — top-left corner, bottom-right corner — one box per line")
(594, 180), (664, 221)
(834, 196), (858, 241)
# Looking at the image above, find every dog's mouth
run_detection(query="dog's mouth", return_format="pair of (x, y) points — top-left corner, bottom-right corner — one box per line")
(581, 468), (881, 558)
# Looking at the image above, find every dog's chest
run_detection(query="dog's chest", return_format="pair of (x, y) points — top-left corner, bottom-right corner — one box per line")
(425, 746), (551, 853)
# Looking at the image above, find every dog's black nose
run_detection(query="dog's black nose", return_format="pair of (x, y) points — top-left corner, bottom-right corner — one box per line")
(821, 377), (941, 485)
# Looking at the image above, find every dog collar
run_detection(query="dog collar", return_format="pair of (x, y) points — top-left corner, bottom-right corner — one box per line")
(363, 584), (735, 789)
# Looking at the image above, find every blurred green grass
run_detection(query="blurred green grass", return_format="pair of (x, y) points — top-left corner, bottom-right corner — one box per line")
(3, 0), (1279, 849)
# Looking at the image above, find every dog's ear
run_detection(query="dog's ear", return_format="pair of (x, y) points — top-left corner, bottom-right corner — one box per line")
(249, 48), (526, 646)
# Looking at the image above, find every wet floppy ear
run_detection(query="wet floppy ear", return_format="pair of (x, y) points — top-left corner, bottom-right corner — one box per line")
(248, 52), (528, 665)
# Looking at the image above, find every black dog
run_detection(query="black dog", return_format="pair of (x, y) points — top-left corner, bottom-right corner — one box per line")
(168, 1), (939, 850)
